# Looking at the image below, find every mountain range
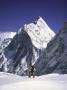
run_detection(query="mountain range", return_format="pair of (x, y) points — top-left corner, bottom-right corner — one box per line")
(0, 17), (67, 76)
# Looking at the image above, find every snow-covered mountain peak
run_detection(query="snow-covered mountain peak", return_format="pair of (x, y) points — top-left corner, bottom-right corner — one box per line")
(36, 16), (48, 26)
(24, 17), (55, 49)
(34, 16), (45, 24)
(0, 32), (16, 39)
(0, 32), (16, 48)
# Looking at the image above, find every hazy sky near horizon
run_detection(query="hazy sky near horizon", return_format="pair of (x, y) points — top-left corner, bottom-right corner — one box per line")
(0, 0), (67, 33)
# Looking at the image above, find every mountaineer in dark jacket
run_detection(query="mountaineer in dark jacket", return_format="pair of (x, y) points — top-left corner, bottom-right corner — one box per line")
(28, 65), (36, 78)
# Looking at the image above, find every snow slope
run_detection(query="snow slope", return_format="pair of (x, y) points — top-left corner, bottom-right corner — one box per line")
(0, 32), (16, 40)
(0, 72), (67, 90)
(0, 32), (16, 44)
(0, 32), (16, 48)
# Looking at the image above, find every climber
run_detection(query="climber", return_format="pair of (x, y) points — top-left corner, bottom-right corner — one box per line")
(28, 65), (36, 78)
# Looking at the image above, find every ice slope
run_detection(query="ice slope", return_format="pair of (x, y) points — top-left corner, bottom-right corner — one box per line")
(0, 72), (67, 90)
(24, 16), (55, 48)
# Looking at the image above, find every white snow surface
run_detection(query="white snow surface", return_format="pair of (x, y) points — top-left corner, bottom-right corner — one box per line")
(0, 72), (67, 90)
(0, 32), (16, 46)
(24, 17), (55, 49)
(0, 32), (16, 39)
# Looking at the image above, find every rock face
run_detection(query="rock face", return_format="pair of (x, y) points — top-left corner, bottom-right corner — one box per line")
(0, 17), (55, 76)
(36, 22), (67, 75)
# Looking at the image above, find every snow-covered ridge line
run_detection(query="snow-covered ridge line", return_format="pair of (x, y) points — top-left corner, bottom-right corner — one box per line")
(0, 32), (16, 38)
(0, 32), (16, 48)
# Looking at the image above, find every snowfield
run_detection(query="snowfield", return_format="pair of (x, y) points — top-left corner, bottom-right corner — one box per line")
(0, 72), (67, 90)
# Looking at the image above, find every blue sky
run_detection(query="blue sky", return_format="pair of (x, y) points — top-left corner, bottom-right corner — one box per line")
(0, 0), (67, 33)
